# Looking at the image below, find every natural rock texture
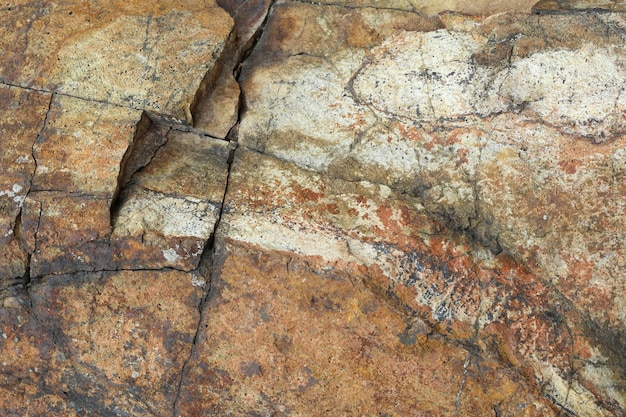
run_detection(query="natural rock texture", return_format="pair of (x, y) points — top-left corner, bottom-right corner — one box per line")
(313, 0), (536, 15)
(0, 85), (50, 285)
(533, 0), (626, 12)
(0, 0), (233, 122)
(191, 0), (274, 137)
(111, 130), (232, 271)
(1, 0), (626, 416)
(177, 240), (558, 416)
(237, 2), (626, 414)
(0, 269), (203, 416)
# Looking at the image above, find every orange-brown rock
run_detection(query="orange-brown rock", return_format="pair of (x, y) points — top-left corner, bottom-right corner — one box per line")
(1, 269), (203, 416)
(0, 0), (233, 122)
(177, 241), (558, 416)
(0, 0), (625, 415)
(0, 85), (50, 283)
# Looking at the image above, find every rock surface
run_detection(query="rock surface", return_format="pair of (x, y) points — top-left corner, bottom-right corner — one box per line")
(1, 0), (625, 416)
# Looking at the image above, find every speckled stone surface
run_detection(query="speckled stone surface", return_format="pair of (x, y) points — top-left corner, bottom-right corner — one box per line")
(1, 0), (625, 415)
(0, 0), (233, 122)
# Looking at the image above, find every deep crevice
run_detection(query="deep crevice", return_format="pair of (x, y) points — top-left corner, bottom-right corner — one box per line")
(109, 114), (170, 227)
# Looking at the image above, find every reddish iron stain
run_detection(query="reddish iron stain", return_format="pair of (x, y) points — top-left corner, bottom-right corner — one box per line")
(456, 148), (469, 166)
(326, 203), (340, 215)
(291, 185), (324, 203)
(558, 159), (581, 174)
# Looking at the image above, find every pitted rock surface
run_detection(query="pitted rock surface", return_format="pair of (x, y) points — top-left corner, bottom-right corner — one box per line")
(0, 0), (625, 416)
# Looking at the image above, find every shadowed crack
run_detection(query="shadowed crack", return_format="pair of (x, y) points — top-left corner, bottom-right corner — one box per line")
(171, 2), (277, 413)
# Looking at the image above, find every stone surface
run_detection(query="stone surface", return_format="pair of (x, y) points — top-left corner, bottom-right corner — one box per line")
(312, 0), (538, 15)
(0, 269), (203, 416)
(0, 0), (233, 122)
(1, 0), (625, 416)
(191, 0), (274, 137)
(111, 129), (232, 271)
(0, 85), (50, 284)
(177, 240), (558, 416)
(533, 0), (626, 12)
(236, 3), (626, 414)
(199, 148), (623, 416)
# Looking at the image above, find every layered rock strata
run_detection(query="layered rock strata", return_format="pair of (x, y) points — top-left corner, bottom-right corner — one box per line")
(0, 0), (625, 416)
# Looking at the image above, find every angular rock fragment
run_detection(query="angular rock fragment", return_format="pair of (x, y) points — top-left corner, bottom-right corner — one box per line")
(31, 95), (141, 196)
(20, 95), (141, 276)
(112, 130), (232, 271)
(191, 0), (274, 137)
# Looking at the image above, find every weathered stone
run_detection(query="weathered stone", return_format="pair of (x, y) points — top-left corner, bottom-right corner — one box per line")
(208, 148), (624, 416)
(111, 130), (232, 270)
(533, 0), (626, 12)
(191, 0), (274, 137)
(0, 296), (77, 416)
(239, 7), (626, 413)
(32, 95), (142, 196)
(0, 269), (203, 415)
(0, 0), (233, 122)
(312, 0), (536, 15)
(1, 0), (625, 415)
(177, 240), (558, 416)
(0, 85), (50, 284)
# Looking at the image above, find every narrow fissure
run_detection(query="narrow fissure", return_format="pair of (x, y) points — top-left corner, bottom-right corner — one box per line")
(171, 3), (277, 413)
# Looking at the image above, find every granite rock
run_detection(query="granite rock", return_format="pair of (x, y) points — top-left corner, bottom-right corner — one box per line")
(176, 239), (558, 416)
(1, 0), (625, 415)
(0, 85), (50, 284)
(0, 0), (233, 122)
(0, 269), (203, 416)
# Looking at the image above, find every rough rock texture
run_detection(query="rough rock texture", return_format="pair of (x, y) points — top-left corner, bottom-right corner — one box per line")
(0, 0), (232, 122)
(1, 0), (625, 416)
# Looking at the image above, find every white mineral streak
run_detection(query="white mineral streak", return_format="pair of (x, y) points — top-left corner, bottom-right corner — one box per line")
(235, 13), (626, 415)
(113, 189), (218, 239)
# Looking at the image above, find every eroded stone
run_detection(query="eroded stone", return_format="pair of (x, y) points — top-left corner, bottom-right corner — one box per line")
(311, 0), (537, 15)
(213, 148), (624, 415)
(0, 0), (233, 122)
(238, 7), (626, 412)
(0, 85), (50, 283)
(533, 0), (626, 12)
(0, 269), (203, 415)
(176, 240), (558, 416)
(191, 0), (274, 137)
(112, 130), (231, 271)
(32, 95), (141, 195)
